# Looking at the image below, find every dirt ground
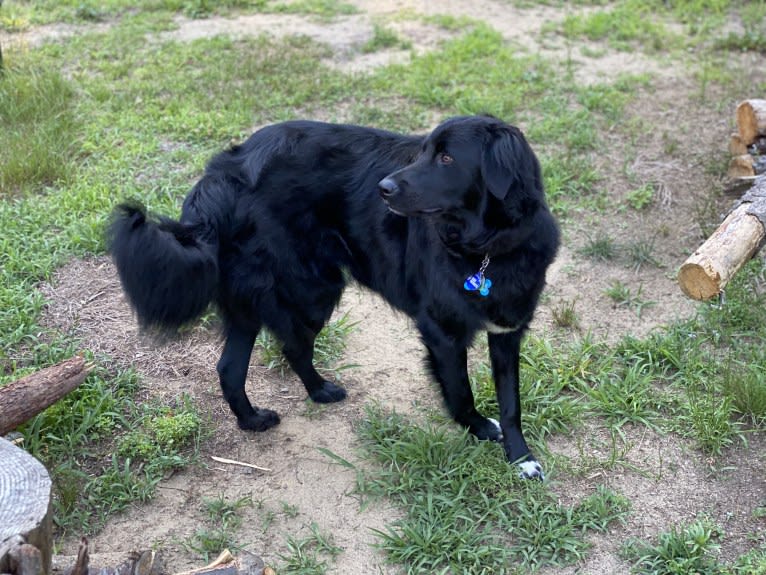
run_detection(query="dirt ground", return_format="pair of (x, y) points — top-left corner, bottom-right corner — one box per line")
(16, 0), (766, 573)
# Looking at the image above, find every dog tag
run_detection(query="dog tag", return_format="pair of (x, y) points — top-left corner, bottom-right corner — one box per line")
(464, 272), (483, 291)
(464, 254), (492, 297)
(464, 273), (492, 297)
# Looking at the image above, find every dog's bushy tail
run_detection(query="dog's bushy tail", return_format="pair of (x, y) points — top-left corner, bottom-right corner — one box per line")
(107, 193), (220, 331)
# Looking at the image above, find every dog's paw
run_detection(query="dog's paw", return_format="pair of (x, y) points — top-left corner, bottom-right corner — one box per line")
(471, 417), (503, 442)
(309, 381), (348, 404)
(517, 459), (545, 481)
(238, 408), (281, 432)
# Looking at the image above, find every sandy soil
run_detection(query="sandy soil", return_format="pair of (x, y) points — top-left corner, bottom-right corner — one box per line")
(13, 0), (765, 572)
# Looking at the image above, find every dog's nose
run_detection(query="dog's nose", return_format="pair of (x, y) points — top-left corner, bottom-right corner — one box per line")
(378, 177), (399, 198)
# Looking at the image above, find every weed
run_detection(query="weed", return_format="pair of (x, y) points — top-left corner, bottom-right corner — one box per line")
(280, 523), (343, 575)
(604, 281), (656, 318)
(587, 361), (663, 430)
(626, 183), (655, 210)
(623, 518), (725, 574)
(185, 494), (254, 561)
(281, 501), (300, 519)
(626, 238), (662, 272)
(579, 233), (618, 261)
(722, 361), (766, 426)
(677, 391), (743, 455)
(362, 23), (411, 53)
(551, 298), (579, 329)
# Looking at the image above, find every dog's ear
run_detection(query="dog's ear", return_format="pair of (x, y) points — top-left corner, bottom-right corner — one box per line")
(481, 125), (542, 220)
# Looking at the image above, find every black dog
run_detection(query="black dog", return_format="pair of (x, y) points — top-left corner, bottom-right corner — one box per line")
(108, 115), (559, 479)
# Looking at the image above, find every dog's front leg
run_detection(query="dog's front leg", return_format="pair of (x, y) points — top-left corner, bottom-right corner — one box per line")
(418, 318), (501, 442)
(488, 330), (544, 480)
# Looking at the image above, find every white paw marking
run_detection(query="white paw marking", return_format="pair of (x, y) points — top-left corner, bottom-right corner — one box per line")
(487, 418), (503, 439)
(517, 460), (545, 481)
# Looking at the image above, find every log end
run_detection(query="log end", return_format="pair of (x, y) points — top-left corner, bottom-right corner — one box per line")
(678, 261), (721, 301)
(736, 99), (766, 145)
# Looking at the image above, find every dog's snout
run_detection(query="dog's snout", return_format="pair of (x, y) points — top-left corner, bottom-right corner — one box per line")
(378, 177), (400, 198)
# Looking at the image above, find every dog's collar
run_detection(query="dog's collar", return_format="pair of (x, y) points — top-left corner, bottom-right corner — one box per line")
(463, 254), (492, 296)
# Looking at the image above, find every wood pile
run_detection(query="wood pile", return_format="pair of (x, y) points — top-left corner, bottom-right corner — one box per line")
(678, 99), (766, 300)
(728, 100), (766, 178)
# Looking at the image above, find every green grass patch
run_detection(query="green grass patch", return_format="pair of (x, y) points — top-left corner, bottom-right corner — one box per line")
(558, 0), (732, 51)
(622, 517), (766, 575)
(0, 57), (80, 194)
(12, 347), (202, 534)
(345, 406), (629, 573)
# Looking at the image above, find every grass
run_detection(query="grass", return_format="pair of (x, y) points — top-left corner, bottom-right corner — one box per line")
(622, 517), (766, 574)
(279, 523), (343, 575)
(579, 232), (618, 261)
(550, 298), (579, 329)
(1, 0), (765, 571)
(0, 61), (80, 193)
(605, 281), (657, 318)
(341, 406), (630, 573)
(184, 494), (254, 561)
(255, 312), (357, 376)
(362, 23), (411, 53)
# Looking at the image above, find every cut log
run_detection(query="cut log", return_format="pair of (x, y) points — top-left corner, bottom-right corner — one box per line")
(728, 154), (756, 178)
(729, 133), (748, 156)
(0, 356), (91, 435)
(0, 438), (52, 575)
(679, 175), (766, 300)
(736, 99), (766, 145)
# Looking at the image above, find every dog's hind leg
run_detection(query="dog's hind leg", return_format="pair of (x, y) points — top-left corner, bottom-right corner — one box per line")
(279, 322), (348, 404)
(218, 324), (280, 431)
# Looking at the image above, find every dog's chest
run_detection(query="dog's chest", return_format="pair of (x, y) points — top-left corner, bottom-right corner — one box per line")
(483, 319), (523, 334)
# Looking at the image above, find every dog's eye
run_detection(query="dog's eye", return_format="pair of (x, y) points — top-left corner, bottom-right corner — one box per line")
(438, 153), (453, 165)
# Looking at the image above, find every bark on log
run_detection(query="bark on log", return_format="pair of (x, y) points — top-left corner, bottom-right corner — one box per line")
(679, 175), (766, 300)
(0, 356), (91, 435)
(736, 99), (766, 145)
(0, 438), (52, 575)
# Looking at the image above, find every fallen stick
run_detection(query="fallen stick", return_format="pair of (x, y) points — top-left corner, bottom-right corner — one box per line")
(0, 356), (91, 435)
(678, 175), (766, 300)
(174, 550), (234, 575)
(210, 456), (271, 472)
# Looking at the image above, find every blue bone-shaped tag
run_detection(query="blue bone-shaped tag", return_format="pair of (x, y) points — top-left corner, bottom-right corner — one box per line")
(464, 273), (492, 297)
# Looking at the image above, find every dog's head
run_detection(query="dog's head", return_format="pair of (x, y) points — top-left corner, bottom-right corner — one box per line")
(378, 115), (545, 254)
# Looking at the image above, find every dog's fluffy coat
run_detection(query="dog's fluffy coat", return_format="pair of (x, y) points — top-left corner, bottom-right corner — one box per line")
(108, 115), (559, 478)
